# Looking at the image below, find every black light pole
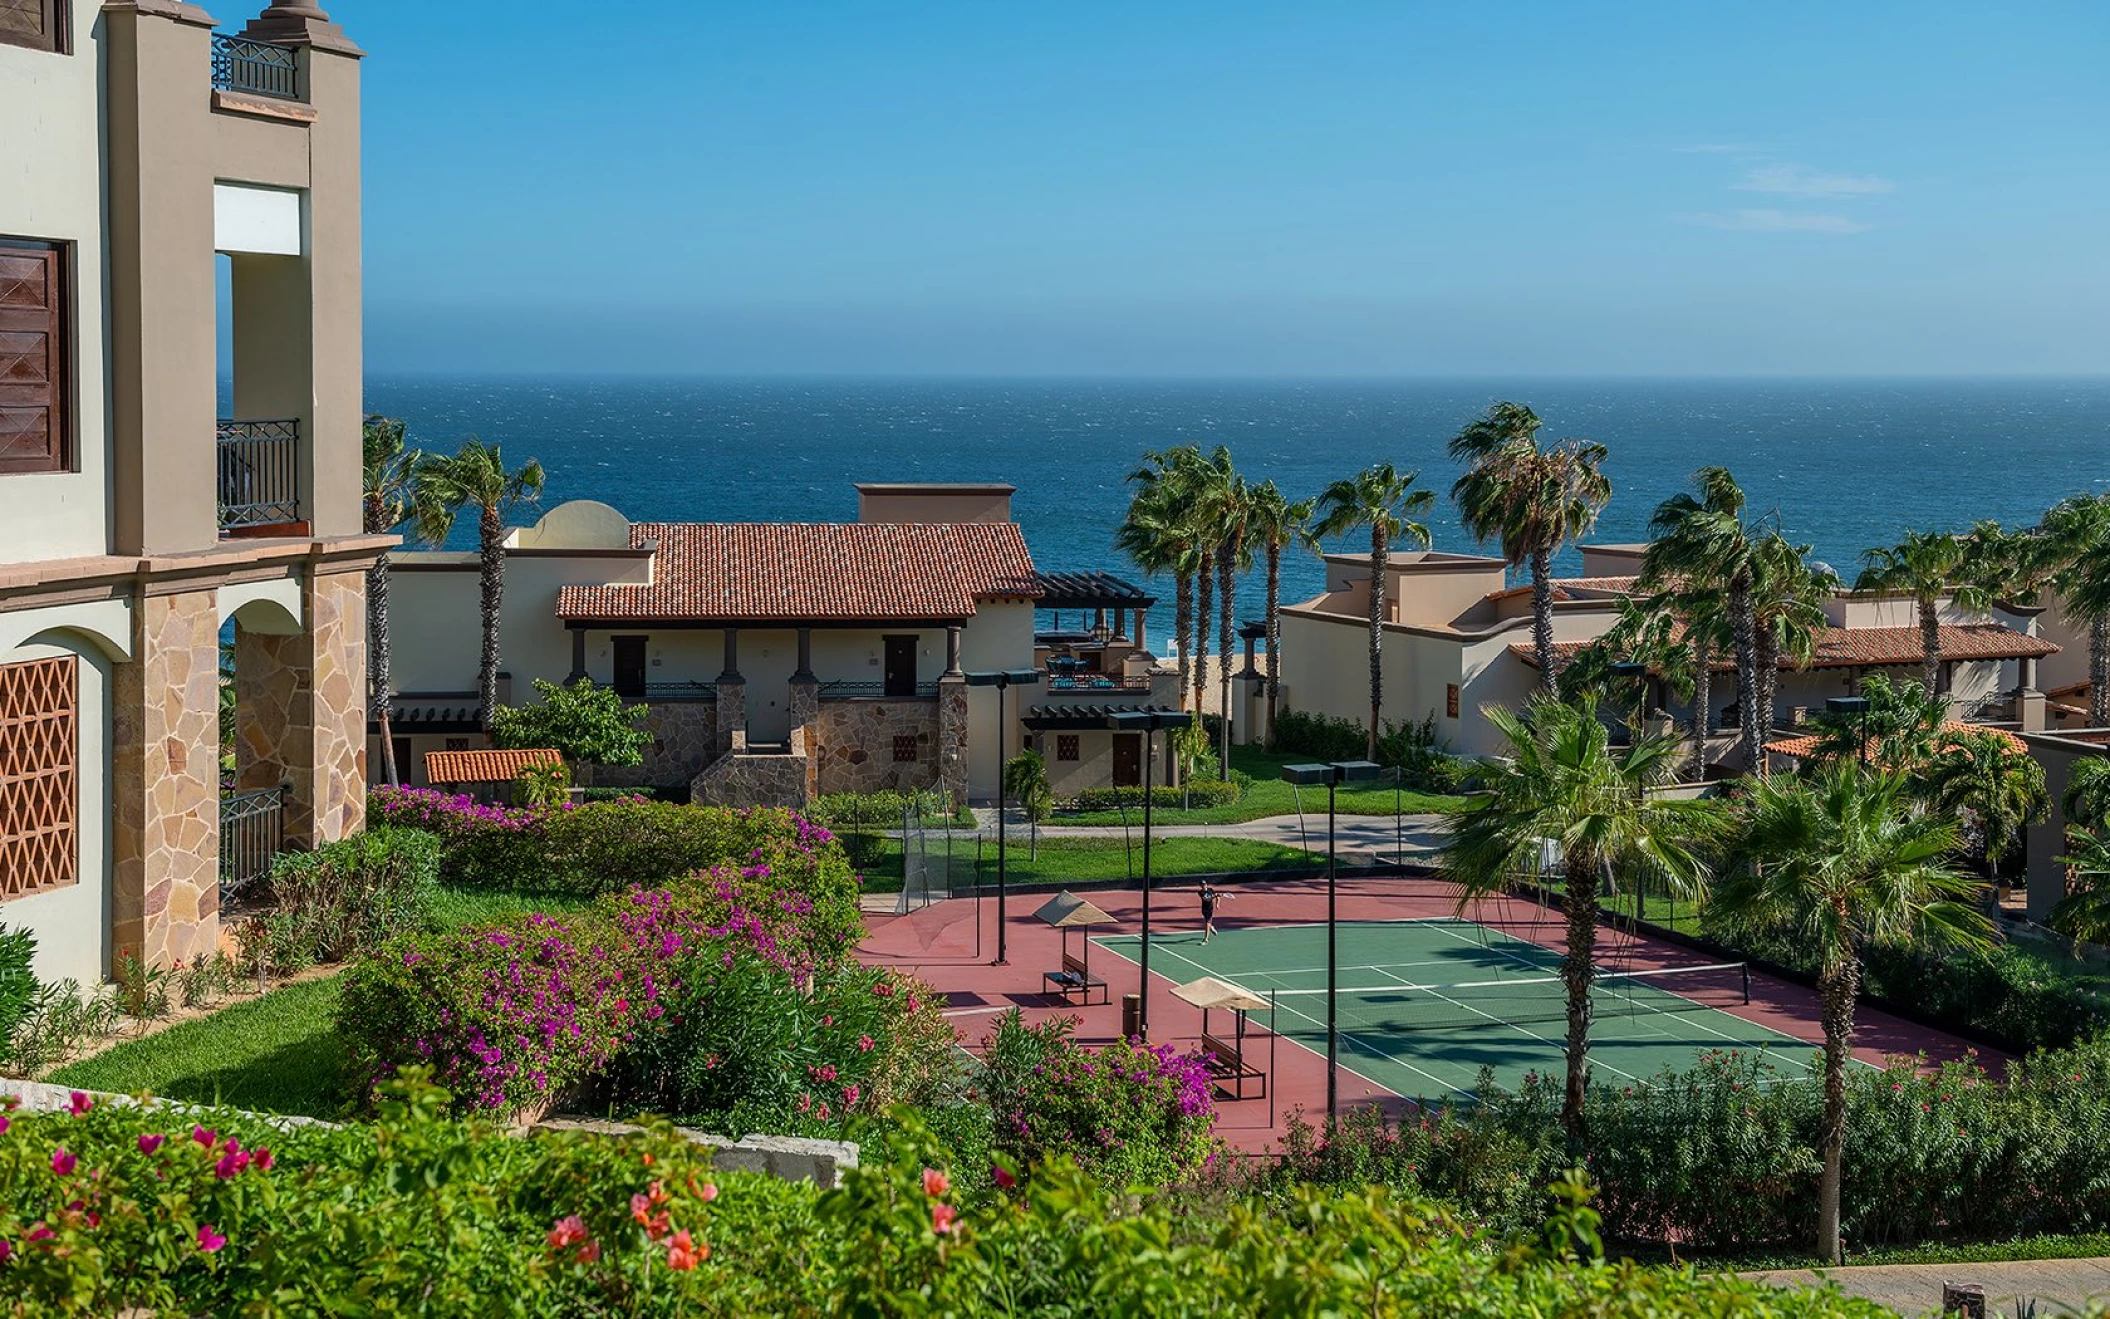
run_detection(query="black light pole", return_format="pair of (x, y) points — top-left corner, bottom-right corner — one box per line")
(1109, 707), (1193, 1040)
(1282, 758), (1381, 1122)
(965, 668), (1042, 966)
(1826, 695), (1872, 770)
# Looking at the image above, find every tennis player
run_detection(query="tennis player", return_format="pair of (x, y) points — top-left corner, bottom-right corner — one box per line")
(1199, 880), (1230, 942)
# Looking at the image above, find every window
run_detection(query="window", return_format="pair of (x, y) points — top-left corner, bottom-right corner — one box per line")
(0, 0), (68, 55)
(0, 239), (71, 473)
(892, 735), (918, 763)
(1445, 683), (1460, 718)
(0, 654), (77, 899)
(444, 737), (470, 753)
(1056, 735), (1079, 762)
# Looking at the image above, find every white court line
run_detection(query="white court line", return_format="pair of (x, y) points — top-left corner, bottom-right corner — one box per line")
(1361, 962), (1648, 1089)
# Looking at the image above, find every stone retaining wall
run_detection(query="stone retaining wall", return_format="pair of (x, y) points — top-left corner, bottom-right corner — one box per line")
(596, 700), (719, 789)
(690, 745), (811, 807)
(813, 697), (941, 796)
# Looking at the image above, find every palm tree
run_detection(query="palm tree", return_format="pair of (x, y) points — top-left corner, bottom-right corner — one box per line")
(1856, 530), (1990, 699)
(1751, 534), (1839, 741)
(1121, 448), (1208, 710)
(1448, 402), (1612, 692)
(2040, 495), (2110, 726)
(1244, 481), (1314, 746)
(1311, 463), (1435, 759)
(2051, 827), (2110, 944)
(1717, 768), (1988, 1263)
(1804, 671), (1949, 772)
(1647, 468), (1766, 772)
(1441, 695), (1720, 1139)
(1926, 730), (2048, 876)
(362, 415), (425, 786)
(1196, 454), (1254, 774)
(2063, 757), (2110, 832)
(415, 440), (547, 731)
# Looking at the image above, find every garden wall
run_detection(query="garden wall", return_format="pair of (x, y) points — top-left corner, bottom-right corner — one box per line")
(813, 697), (941, 796)
(595, 700), (720, 789)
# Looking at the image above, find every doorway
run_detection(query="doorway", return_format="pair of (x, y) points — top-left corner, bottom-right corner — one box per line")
(1112, 733), (1142, 787)
(883, 635), (918, 697)
(612, 636), (647, 698)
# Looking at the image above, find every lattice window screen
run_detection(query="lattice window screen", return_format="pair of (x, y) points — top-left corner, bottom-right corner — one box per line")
(0, 654), (77, 898)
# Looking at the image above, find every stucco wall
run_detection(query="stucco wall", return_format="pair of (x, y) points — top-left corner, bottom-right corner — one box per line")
(0, 633), (114, 987)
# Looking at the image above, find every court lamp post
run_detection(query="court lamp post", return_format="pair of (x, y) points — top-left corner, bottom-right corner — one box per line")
(963, 668), (1042, 966)
(1106, 706), (1194, 1041)
(1826, 694), (1872, 769)
(1280, 758), (1382, 1122)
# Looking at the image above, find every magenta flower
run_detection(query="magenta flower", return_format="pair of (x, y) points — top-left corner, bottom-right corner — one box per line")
(197, 1224), (227, 1253)
(67, 1091), (92, 1116)
(137, 1133), (165, 1155)
(192, 1126), (217, 1147)
(50, 1148), (76, 1176)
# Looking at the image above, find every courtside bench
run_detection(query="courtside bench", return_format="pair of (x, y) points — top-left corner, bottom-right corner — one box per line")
(1201, 1029), (1265, 1101)
(1043, 950), (1109, 1006)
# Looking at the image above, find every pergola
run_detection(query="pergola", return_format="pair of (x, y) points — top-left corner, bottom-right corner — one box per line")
(1033, 570), (1156, 647)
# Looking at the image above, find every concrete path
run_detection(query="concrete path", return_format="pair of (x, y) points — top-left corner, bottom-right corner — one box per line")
(1743, 1255), (2110, 1315)
(967, 809), (1453, 860)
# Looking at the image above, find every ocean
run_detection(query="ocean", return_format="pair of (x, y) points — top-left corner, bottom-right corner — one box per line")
(359, 376), (2110, 645)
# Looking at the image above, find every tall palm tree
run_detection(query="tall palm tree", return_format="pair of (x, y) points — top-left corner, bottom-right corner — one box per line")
(2051, 827), (2110, 944)
(1311, 463), (1435, 758)
(2063, 756), (2110, 832)
(1856, 530), (1990, 699)
(415, 440), (547, 731)
(1194, 454), (1254, 773)
(1441, 695), (1720, 1139)
(1926, 729), (2048, 875)
(1244, 481), (1314, 746)
(1717, 768), (1987, 1263)
(1804, 671), (1949, 771)
(1448, 402), (1612, 692)
(2040, 495), (2110, 726)
(362, 415), (425, 785)
(1751, 534), (1839, 741)
(1121, 447), (1208, 710)
(1647, 468), (1766, 771)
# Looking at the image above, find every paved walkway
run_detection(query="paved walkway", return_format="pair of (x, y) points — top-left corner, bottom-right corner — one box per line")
(1744, 1255), (2110, 1315)
(967, 809), (1453, 861)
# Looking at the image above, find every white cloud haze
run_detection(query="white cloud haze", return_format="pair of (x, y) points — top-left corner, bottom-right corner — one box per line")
(1677, 208), (1871, 234)
(1734, 163), (1895, 197)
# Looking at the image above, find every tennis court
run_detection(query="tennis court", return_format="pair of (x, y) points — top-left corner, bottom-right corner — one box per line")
(1094, 916), (1827, 1102)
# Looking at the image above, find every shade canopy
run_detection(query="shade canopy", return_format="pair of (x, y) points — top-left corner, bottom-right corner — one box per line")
(1172, 976), (1269, 1012)
(1034, 891), (1117, 929)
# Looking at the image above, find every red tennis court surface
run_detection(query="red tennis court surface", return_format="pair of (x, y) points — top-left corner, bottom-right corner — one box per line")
(856, 874), (1996, 1154)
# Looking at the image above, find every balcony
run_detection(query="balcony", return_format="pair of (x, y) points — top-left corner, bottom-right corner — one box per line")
(217, 419), (302, 533)
(211, 34), (300, 101)
(1044, 671), (1152, 694)
(820, 681), (938, 700)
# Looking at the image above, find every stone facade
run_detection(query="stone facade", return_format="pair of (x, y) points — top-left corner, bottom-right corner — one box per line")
(236, 569), (368, 849)
(812, 696), (941, 796)
(111, 588), (221, 968)
(715, 679), (747, 753)
(936, 678), (969, 804)
(595, 699), (720, 789)
(690, 745), (811, 808)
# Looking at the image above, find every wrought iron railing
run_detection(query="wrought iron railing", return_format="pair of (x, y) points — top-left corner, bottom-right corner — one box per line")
(220, 783), (286, 896)
(820, 681), (938, 700)
(638, 681), (718, 702)
(211, 34), (300, 100)
(217, 419), (301, 530)
(1045, 672), (1152, 693)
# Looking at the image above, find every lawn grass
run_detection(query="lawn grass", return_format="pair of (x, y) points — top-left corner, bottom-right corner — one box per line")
(1057, 744), (1465, 827)
(428, 885), (596, 929)
(857, 833), (1323, 892)
(47, 974), (347, 1119)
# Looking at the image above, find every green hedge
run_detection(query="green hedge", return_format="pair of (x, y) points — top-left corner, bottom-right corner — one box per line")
(261, 827), (442, 965)
(0, 924), (34, 1062)
(1071, 779), (1244, 812)
(0, 1073), (1884, 1315)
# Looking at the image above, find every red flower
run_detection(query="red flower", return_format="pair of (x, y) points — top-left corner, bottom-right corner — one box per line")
(50, 1148), (76, 1176)
(197, 1224), (227, 1254)
(857, 1034), (875, 1053)
(547, 1215), (588, 1251)
(0, 1115), (9, 1136)
(698, 1181), (719, 1204)
(666, 1228), (703, 1271)
(253, 1147), (273, 1171)
(931, 1203), (957, 1235)
(922, 1167), (950, 1198)
(193, 1126), (217, 1147)
(576, 1239), (602, 1264)
(137, 1133), (165, 1155)
(67, 1091), (92, 1117)
(992, 1164), (1017, 1190)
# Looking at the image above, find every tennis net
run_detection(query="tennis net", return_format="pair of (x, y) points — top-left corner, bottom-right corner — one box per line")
(1259, 961), (1751, 1035)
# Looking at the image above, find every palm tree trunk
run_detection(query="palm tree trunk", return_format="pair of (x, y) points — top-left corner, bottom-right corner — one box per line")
(1815, 950), (1860, 1264)
(1731, 571), (1761, 772)
(1756, 625), (1780, 747)
(478, 503), (505, 730)
(1530, 545), (1557, 694)
(1193, 555), (1213, 719)
(2090, 613), (2109, 727)
(1920, 594), (1943, 700)
(368, 556), (399, 785)
(1367, 529), (1388, 760)
(1173, 574), (1194, 712)
(1561, 850), (1598, 1140)
(1265, 543), (1282, 746)
(1217, 543), (1235, 775)
(1689, 637), (1713, 781)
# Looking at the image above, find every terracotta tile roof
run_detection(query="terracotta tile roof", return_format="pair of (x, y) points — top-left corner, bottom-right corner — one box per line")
(424, 747), (563, 784)
(1550, 576), (1642, 592)
(1512, 624), (2057, 672)
(1765, 721), (2027, 760)
(556, 522), (1041, 624)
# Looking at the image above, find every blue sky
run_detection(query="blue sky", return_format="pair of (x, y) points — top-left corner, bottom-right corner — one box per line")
(346, 1), (2110, 376)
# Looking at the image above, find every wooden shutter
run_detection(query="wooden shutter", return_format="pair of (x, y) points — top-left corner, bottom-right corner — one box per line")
(0, 242), (68, 474)
(0, 0), (65, 56)
(0, 654), (78, 899)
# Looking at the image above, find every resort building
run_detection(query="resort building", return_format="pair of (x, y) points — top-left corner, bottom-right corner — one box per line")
(1276, 543), (2056, 773)
(377, 485), (1179, 805)
(0, 2), (380, 984)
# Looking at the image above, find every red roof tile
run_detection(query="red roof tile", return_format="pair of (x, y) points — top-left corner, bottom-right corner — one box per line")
(556, 522), (1041, 624)
(1765, 721), (2027, 760)
(1550, 576), (1642, 592)
(1512, 624), (2057, 672)
(424, 747), (563, 784)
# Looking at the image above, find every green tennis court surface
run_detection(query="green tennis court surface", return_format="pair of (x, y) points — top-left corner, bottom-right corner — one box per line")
(1095, 917), (1823, 1102)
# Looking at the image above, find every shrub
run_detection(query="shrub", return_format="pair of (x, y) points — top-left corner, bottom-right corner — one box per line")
(0, 925), (37, 1062)
(263, 827), (443, 964)
(488, 676), (651, 768)
(1071, 779), (1243, 813)
(513, 759), (572, 808)
(978, 1010), (1218, 1186)
(1272, 708), (1370, 761)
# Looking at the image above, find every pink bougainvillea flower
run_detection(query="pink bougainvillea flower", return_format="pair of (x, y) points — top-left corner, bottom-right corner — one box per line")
(253, 1147), (273, 1172)
(0, 1115), (9, 1136)
(197, 1224), (227, 1253)
(546, 1215), (587, 1251)
(137, 1133), (166, 1155)
(67, 1091), (92, 1116)
(931, 1203), (957, 1235)
(26, 1224), (54, 1243)
(646, 1180), (670, 1206)
(0, 1238), (9, 1263)
(665, 1228), (702, 1270)
(50, 1148), (76, 1176)
(630, 1192), (651, 1223)
(922, 1167), (950, 1198)
(992, 1164), (1017, 1190)
(697, 1181), (719, 1204)
(576, 1238), (602, 1263)
(192, 1126), (217, 1147)
(856, 1034), (874, 1053)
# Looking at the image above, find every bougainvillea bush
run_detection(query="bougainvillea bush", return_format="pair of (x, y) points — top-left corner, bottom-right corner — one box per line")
(978, 1010), (1219, 1187)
